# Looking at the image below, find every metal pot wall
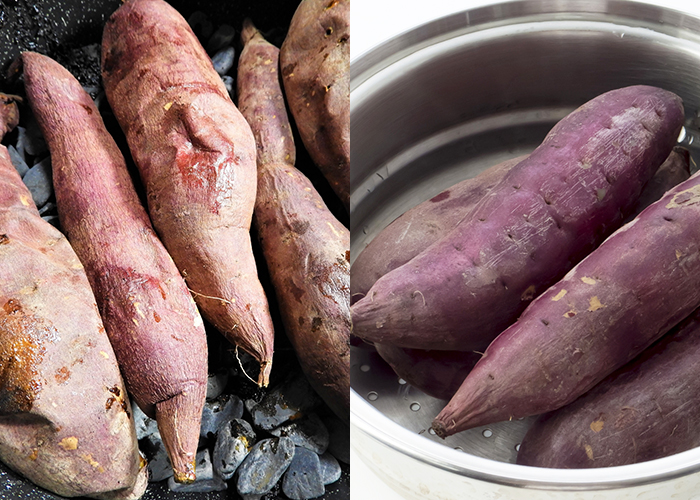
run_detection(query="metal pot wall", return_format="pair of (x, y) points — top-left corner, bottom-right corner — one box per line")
(350, 1), (700, 498)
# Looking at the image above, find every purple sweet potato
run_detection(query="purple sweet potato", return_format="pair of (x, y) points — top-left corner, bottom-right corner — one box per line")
(433, 169), (700, 438)
(0, 93), (19, 138)
(101, 0), (274, 386)
(0, 134), (145, 496)
(350, 156), (526, 304)
(237, 20), (350, 422)
(23, 51), (209, 484)
(280, 0), (350, 210)
(352, 86), (684, 353)
(517, 306), (700, 468)
(374, 344), (480, 401)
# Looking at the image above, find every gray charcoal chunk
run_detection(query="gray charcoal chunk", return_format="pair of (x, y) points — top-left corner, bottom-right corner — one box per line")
(269, 413), (329, 454)
(221, 75), (234, 99)
(142, 431), (173, 483)
(207, 24), (236, 53)
(213, 418), (255, 480)
(200, 394), (244, 437)
(23, 156), (52, 208)
(7, 145), (28, 177)
(236, 437), (295, 498)
(324, 415), (349, 464)
(17, 122), (48, 158)
(250, 376), (320, 431)
(38, 201), (56, 215)
(282, 447), (325, 500)
(206, 369), (229, 400)
(318, 452), (341, 485)
(132, 402), (159, 441)
(211, 46), (235, 75)
(168, 449), (227, 493)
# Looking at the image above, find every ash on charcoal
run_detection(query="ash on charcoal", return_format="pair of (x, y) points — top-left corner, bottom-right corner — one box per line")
(213, 418), (255, 480)
(269, 413), (329, 455)
(318, 452), (342, 485)
(324, 415), (350, 465)
(249, 375), (321, 431)
(207, 24), (236, 54)
(211, 46), (235, 76)
(236, 437), (294, 500)
(206, 369), (229, 400)
(282, 447), (325, 500)
(200, 393), (244, 438)
(22, 156), (52, 208)
(167, 449), (227, 493)
(7, 145), (28, 177)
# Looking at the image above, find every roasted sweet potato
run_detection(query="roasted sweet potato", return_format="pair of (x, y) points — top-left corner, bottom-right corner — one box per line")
(23, 51), (209, 484)
(280, 0), (350, 210)
(237, 20), (350, 422)
(374, 344), (480, 401)
(516, 307), (700, 468)
(101, 0), (274, 386)
(351, 156), (525, 304)
(433, 169), (700, 438)
(353, 86), (684, 353)
(0, 132), (145, 496)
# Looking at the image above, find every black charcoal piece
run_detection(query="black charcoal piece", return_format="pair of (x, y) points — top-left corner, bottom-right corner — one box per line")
(207, 24), (236, 53)
(249, 375), (320, 431)
(167, 449), (227, 493)
(282, 447), (325, 500)
(200, 394), (244, 437)
(324, 415), (350, 465)
(318, 452), (342, 485)
(211, 46), (235, 75)
(206, 369), (229, 400)
(23, 156), (52, 208)
(7, 145), (28, 177)
(236, 437), (294, 499)
(213, 418), (256, 480)
(269, 413), (329, 454)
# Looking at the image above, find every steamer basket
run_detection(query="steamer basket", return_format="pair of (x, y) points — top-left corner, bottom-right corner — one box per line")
(350, 1), (700, 498)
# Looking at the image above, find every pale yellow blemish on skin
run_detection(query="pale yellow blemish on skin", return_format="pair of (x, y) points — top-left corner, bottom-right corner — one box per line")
(133, 301), (146, 319)
(590, 420), (604, 432)
(581, 277), (596, 285)
(19, 194), (31, 206)
(71, 261), (84, 270)
(564, 310), (577, 318)
(677, 250), (683, 259)
(264, 58), (273, 65)
(81, 453), (105, 473)
(58, 437), (79, 450)
(132, 318), (139, 326)
(585, 444), (594, 460)
(19, 286), (35, 295)
(666, 184), (700, 209)
(163, 101), (173, 111)
(552, 289), (568, 302)
(99, 351), (110, 359)
(327, 221), (342, 238)
(588, 296), (605, 312)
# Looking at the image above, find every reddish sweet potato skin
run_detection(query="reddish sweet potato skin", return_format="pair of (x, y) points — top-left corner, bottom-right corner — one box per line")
(433, 169), (700, 438)
(375, 344), (480, 401)
(23, 51), (208, 484)
(517, 307), (700, 468)
(238, 21), (350, 422)
(350, 156), (526, 304)
(0, 146), (144, 497)
(101, 0), (274, 386)
(280, 0), (350, 210)
(353, 86), (684, 353)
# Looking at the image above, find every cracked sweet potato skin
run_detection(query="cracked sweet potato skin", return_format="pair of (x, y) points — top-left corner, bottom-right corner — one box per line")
(280, 0), (350, 210)
(0, 146), (144, 498)
(101, 0), (274, 386)
(238, 21), (350, 422)
(23, 51), (208, 484)
(350, 156), (526, 304)
(517, 307), (700, 468)
(433, 169), (700, 437)
(353, 86), (684, 353)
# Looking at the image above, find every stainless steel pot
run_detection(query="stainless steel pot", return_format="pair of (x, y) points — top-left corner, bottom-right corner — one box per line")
(350, 1), (700, 498)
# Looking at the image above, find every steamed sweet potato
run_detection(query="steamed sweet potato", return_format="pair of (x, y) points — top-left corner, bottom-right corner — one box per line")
(374, 344), (480, 401)
(0, 140), (145, 496)
(23, 51), (208, 484)
(517, 307), (700, 468)
(280, 0), (350, 210)
(101, 0), (274, 386)
(353, 86), (684, 353)
(350, 156), (526, 304)
(237, 20), (350, 422)
(433, 169), (700, 438)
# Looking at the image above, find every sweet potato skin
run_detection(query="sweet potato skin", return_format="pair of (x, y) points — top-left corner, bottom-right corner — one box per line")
(101, 0), (274, 386)
(433, 169), (700, 437)
(0, 146), (144, 497)
(350, 156), (525, 304)
(238, 20), (350, 422)
(23, 51), (209, 484)
(374, 344), (479, 401)
(280, 0), (350, 210)
(516, 307), (700, 468)
(353, 86), (684, 352)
